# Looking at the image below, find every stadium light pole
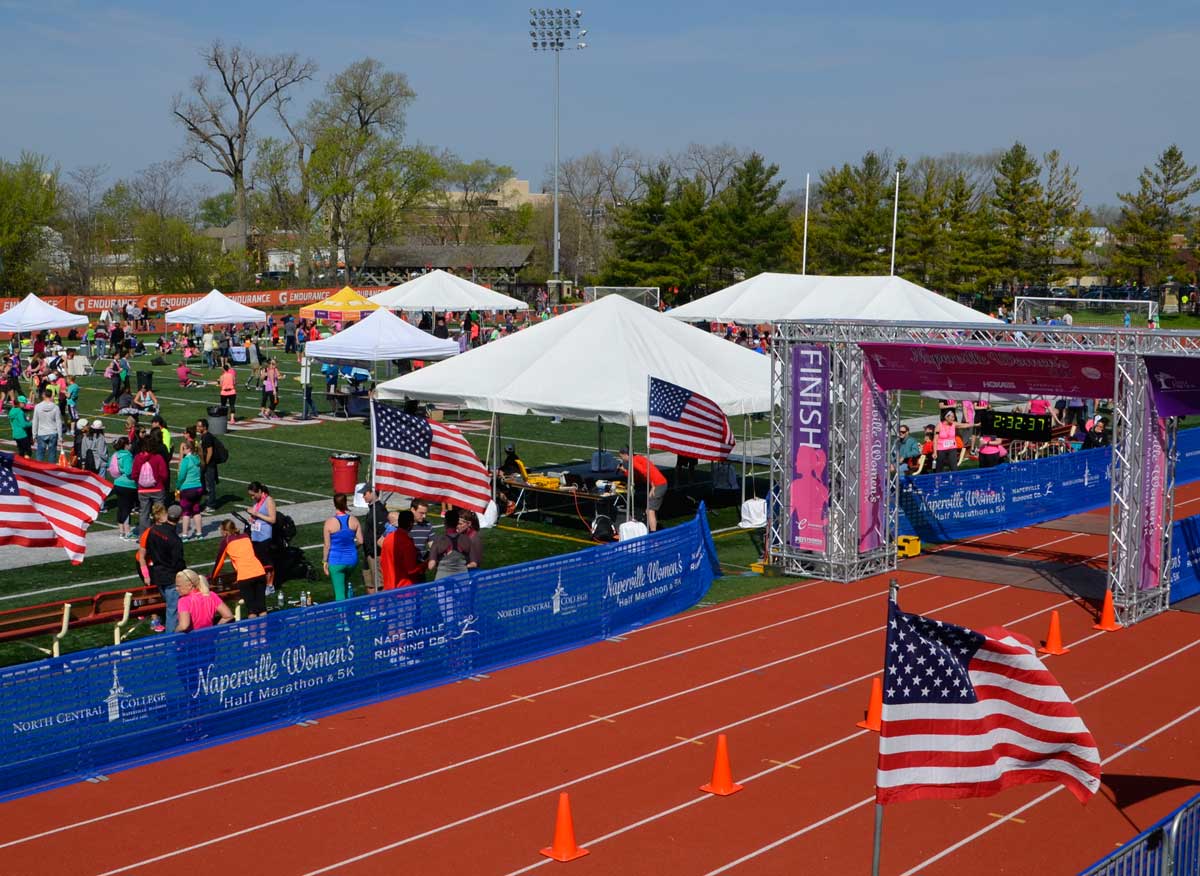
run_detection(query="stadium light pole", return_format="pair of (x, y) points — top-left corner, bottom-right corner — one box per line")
(529, 8), (588, 301)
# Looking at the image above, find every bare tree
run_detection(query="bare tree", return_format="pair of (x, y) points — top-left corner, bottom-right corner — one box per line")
(171, 41), (316, 256)
(669, 142), (746, 202)
(130, 160), (190, 220)
(60, 165), (108, 292)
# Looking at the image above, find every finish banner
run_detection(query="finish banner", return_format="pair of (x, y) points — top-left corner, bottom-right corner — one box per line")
(0, 510), (720, 799)
(790, 344), (830, 551)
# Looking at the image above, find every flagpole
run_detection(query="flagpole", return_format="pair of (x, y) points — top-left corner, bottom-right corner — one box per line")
(889, 170), (900, 277)
(644, 391), (652, 529)
(871, 576), (900, 876)
(627, 411), (634, 524)
(801, 172), (810, 276)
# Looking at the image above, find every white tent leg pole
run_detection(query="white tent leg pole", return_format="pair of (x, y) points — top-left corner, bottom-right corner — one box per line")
(741, 413), (749, 504)
(627, 413), (634, 523)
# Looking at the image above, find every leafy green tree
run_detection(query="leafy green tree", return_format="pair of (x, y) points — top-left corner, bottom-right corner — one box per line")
(429, 155), (514, 245)
(198, 192), (237, 228)
(807, 151), (896, 274)
(706, 152), (791, 282)
(0, 153), (59, 293)
(942, 173), (998, 294)
(990, 142), (1043, 287)
(601, 163), (674, 287)
(1111, 145), (1200, 285)
(134, 213), (234, 294)
(896, 157), (948, 286)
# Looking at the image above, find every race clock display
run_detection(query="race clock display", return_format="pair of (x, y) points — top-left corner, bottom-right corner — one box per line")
(978, 409), (1053, 442)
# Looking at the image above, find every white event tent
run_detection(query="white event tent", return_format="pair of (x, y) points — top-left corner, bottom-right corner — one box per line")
(165, 289), (267, 325)
(371, 269), (528, 312)
(0, 294), (88, 333)
(666, 273), (1001, 324)
(376, 293), (770, 423)
(303, 308), (459, 364)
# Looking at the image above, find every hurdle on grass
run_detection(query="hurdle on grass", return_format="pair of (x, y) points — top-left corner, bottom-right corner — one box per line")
(767, 319), (1200, 627)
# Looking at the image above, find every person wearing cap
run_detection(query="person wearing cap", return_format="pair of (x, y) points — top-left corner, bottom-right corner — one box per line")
(80, 419), (108, 475)
(1083, 417), (1110, 450)
(137, 503), (186, 633)
(359, 484), (390, 593)
(7, 394), (30, 457)
(616, 446), (668, 532)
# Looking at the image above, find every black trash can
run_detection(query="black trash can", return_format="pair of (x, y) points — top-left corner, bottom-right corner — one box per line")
(207, 405), (228, 436)
(136, 370), (154, 391)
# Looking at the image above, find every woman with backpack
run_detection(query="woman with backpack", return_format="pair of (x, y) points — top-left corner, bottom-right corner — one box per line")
(80, 419), (108, 475)
(177, 439), (204, 541)
(109, 436), (139, 540)
(132, 435), (168, 536)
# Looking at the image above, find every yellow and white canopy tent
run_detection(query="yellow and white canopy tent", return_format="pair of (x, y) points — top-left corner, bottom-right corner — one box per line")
(298, 286), (380, 324)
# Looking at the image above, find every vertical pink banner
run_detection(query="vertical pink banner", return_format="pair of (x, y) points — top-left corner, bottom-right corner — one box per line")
(1140, 414), (1167, 590)
(858, 369), (887, 552)
(790, 345), (830, 551)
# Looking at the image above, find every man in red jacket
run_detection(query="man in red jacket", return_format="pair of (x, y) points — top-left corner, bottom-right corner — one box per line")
(617, 446), (668, 532)
(380, 510), (425, 589)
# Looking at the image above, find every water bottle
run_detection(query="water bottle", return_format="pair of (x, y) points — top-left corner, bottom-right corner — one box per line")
(299, 590), (307, 607)
(276, 587), (285, 609)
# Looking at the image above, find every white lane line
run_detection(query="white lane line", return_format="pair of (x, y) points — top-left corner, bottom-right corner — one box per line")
(91, 584), (1021, 876)
(702, 633), (1200, 876)
(899, 698), (1200, 876)
(2, 530), (1080, 852)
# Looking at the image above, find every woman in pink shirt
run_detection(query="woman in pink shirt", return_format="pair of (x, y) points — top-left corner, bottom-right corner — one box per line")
(218, 364), (238, 423)
(175, 569), (234, 632)
(935, 409), (962, 472)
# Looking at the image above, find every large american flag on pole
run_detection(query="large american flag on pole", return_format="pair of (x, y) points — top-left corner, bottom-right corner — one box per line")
(0, 452), (112, 564)
(647, 376), (735, 461)
(371, 402), (491, 512)
(876, 601), (1100, 804)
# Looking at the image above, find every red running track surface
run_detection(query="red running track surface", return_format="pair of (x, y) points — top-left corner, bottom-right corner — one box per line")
(1, 500), (1199, 875)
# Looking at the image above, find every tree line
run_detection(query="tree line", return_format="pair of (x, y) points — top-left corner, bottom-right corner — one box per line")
(1, 41), (1198, 301)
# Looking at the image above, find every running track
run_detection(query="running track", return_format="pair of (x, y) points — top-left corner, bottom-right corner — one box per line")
(3, 491), (1200, 875)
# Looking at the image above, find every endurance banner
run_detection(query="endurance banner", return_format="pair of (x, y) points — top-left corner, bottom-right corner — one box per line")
(0, 288), (387, 316)
(0, 510), (720, 799)
(790, 345), (830, 551)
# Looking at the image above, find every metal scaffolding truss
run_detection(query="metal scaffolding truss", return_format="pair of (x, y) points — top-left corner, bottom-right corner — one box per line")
(768, 319), (1198, 626)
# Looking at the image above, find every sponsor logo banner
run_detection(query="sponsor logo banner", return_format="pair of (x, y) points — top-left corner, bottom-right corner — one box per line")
(0, 510), (719, 797)
(0, 288), (386, 316)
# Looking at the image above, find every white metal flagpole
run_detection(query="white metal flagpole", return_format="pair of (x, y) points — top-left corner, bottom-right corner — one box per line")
(889, 170), (900, 276)
(802, 172), (811, 275)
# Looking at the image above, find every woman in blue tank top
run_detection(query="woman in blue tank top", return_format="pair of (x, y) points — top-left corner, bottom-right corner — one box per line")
(323, 493), (362, 600)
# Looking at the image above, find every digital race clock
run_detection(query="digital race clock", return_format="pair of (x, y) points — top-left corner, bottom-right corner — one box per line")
(977, 409), (1053, 442)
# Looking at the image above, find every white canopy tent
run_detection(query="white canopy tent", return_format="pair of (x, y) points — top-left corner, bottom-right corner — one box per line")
(370, 269), (528, 313)
(303, 308), (459, 364)
(376, 293), (770, 422)
(665, 273), (1001, 324)
(0, 294), (87, 333)
(165, 289), (268, 325)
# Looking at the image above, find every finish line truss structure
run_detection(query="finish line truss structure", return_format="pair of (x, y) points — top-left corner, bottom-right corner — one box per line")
(768, 320), (1200, 626)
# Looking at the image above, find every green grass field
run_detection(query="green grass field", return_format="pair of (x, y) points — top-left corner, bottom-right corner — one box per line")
(0, 342), (779, 667)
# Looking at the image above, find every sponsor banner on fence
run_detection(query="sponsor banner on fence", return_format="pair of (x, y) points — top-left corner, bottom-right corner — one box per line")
(0, 510), (720, 799)
(790, 345), (830, 551)
(898, 446), (1112, 543)
(860, 342), (1115, 398)
(0, 288), (388, 316)
(1168, 515), (1200, 604)
(859, 367), (888, 553)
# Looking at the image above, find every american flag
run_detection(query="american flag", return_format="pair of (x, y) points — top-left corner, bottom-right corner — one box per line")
(876, 601), (1100, 805)
(371, 402), (491, 512)
(0, 453), (112, 564)
(647, 376), (734, 461)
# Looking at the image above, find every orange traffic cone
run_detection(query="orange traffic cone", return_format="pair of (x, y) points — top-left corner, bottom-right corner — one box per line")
(700, 733), (743, 796)
(1094, 590), (1122, 632)
(856, 677), (883, 732)
(1038, 610), (1070, 656)
(539, 792), (589, 862)
(56, 450), (68, 468)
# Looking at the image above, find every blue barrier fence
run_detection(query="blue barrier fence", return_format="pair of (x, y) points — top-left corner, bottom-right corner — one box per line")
(1080, 787), (1200, 875)
(898, 428), (1200, 605)
(0, 508), (720, 800)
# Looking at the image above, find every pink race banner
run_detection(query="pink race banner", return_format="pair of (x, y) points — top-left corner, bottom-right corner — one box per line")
(1140, 413), (1167, 590)
(858, 367), (887, 553)
(790, 345), (830, 552)
(859, 343), (1115, 398)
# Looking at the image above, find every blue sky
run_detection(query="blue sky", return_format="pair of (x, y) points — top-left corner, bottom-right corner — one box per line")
(1, 0), (1196, 205)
